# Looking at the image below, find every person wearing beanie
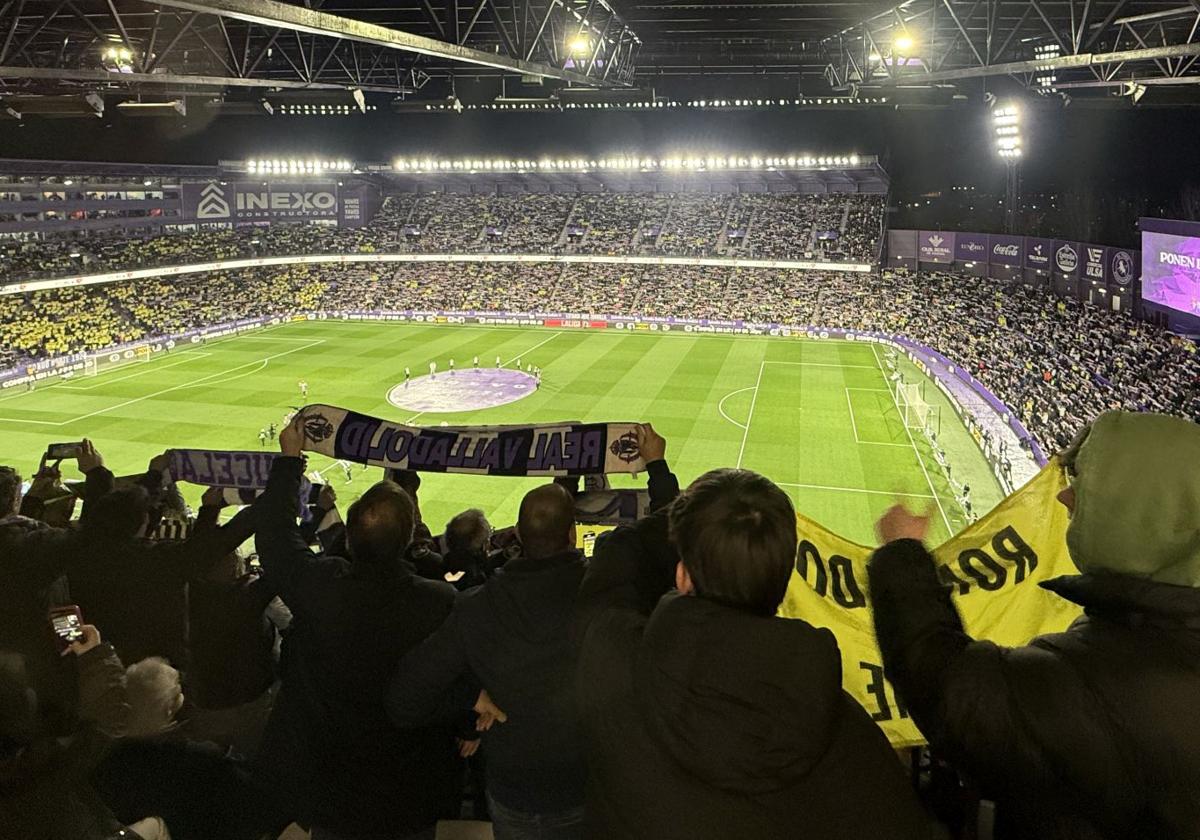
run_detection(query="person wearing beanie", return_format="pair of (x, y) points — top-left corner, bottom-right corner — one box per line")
(868, 411), (1200, 840)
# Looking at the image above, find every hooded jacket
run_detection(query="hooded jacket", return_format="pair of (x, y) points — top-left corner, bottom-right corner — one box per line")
(868, 411), (1200, 840)
(574, 507), (940, 840)
(389, 548), (588, 813)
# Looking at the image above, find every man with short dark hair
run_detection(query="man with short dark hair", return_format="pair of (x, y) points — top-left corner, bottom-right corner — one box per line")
(573, 427), (939, 840)
(254, 417), (459, 840)
(389, 482), (589, 839)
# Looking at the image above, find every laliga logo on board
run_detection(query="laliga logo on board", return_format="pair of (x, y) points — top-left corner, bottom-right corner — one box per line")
(1056, 244), (1078, 272)
(196, 183), (231, 219)
(1111, 251), (1133, 284)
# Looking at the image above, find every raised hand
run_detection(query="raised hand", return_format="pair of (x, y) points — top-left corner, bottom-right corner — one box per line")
(875, 503), (933, 546)
(636, 423), (667, 463)
(76, 439), (103, 474)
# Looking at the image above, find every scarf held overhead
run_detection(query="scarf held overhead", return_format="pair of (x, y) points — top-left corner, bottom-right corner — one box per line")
(296, 404), (648, 476)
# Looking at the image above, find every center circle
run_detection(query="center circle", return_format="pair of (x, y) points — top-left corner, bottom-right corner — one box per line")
(387, 368), (539, 413)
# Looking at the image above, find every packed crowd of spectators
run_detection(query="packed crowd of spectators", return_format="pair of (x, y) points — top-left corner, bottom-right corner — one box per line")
(3, 256), (1194, 457)
(0, 191), (885, 284)
(3, 397), (1199, 839)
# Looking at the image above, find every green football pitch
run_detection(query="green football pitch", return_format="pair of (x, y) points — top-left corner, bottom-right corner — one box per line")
(0, 320), (1003, 546)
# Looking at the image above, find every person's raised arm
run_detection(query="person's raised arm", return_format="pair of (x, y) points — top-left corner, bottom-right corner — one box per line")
(252, 417), (322, 613)
(575, 425), (679, 635)
(76, 439), (113, 525)
(66, 624), (131, 739)
(868, 504), (1109, 803)
(639, 423), (680, 512)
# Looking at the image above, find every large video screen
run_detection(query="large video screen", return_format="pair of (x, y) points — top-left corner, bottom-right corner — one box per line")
(1141, 231), (1200, 316)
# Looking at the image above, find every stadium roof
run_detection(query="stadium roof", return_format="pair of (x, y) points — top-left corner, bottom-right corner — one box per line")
(0, 0), (1196, 113)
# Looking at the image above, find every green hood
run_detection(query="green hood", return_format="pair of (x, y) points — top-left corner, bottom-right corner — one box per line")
(1063, 411), (1200, 587)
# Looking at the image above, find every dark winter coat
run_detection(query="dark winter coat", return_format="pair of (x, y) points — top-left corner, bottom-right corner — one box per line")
(869, 538), (1200, 840)
(574, 508), (940, 840)
(65, 467), (256, 669)
(253, 456), (459, 839)
(389, 548), (588, 813)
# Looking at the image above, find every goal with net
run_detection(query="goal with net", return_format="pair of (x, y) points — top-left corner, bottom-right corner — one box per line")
(895, 381), (940, 436)
(83, 343), (154, 377)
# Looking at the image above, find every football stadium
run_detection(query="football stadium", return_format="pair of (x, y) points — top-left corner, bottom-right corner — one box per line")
(1, 0), (1199, 838)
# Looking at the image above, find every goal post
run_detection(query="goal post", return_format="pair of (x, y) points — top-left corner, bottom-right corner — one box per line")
(895, 381), (939, 436)
(82, 342), (154, 378)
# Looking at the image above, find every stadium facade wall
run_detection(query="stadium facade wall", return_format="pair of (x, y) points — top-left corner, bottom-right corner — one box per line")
(0, 308), (1044, 490)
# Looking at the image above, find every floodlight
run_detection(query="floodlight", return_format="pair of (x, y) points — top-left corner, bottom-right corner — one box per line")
(894, 34), (915, 53)
(569, 35), (590, 55)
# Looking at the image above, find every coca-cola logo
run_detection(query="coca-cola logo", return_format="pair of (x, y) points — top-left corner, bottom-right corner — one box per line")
(993, 244), (1020, 257)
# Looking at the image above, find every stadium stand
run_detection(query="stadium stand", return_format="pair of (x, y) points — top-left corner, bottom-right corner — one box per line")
(0, 192), (886, 282)
(2, 182), (1199, 840)
(2, 251), (1194, 457)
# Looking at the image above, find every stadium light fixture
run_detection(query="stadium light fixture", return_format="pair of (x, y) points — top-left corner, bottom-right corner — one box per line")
(569, 35), (591, 56)
(991, 102), (1024, 160)
(893, 33), (915, 54)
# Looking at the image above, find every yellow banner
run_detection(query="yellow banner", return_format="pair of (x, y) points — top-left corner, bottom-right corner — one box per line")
(779, 458), (1083, 747)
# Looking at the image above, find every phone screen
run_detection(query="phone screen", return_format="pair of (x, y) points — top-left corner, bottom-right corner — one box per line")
(46, 442), (83, 460)
(51, 611), (84, 647)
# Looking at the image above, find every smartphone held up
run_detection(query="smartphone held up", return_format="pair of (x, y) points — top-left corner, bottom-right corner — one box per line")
(49, 605), (85, 653)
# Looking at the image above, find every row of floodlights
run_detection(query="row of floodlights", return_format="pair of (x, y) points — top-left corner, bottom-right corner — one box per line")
(392, 154), (864, 173)
(277, 105), (379, 115)
(422, 97), (888, 112)
(246, 159), (354, 173)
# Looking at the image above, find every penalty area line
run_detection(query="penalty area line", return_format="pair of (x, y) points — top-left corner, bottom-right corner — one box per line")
(717, 386), (755, 430)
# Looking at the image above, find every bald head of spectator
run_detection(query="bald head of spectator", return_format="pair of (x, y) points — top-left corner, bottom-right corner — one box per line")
(346, 480), (415, 564)
(517, 484), (577, 561)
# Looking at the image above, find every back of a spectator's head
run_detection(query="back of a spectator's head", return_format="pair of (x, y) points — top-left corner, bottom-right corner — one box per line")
(346, 480), (415, 564)
(0, 467), (20, 519)
(445, 508), (491, 559)
(517, 484), (576, 561)
(85, 486), (151, 540)
(669, 469), (797, 617)
(124, 657), (184, 737)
